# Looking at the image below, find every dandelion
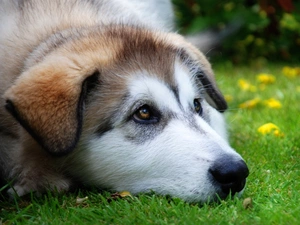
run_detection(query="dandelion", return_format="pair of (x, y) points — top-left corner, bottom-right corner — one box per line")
(239, 98), (260, 109)
(238, 79), (257, 92)
(282, 66), (299, 78)
(264, 98), (282, 109)
(224, 94), (233, 103)
(257, 73), (276, 84)
(257, 123), (284, 137)
(273, 129), (284, 137)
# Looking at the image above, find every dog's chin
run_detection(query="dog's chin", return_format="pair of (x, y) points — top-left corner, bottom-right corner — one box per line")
(126, 181), (247, 204)
(193, 181), (247, 203)
(164, 190), (246, 204)
(211, 186), (247, 203)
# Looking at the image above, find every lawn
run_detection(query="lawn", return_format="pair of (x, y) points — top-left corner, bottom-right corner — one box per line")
(1, 62), (299, 224)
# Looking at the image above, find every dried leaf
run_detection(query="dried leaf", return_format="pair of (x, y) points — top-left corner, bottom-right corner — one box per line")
(110, 191), (132, 200)
(243, 197), (253, 209)
(119, 191), (132, 198)
(76, 196), (88, 204)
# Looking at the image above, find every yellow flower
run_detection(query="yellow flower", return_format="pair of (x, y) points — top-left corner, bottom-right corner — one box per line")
(258, 123), (284, 136)
(238, 79), (257, 92)
(257, 73), (276, 84)
(273, 129), (284, 137)
(239, 98), (260, 109)
(224, 94), (233, 103)
(264, 98), (282, 109)
(282, 66), (298, 78)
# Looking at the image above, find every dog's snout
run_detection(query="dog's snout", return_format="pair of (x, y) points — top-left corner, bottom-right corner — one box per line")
(209, 157), (249, 195)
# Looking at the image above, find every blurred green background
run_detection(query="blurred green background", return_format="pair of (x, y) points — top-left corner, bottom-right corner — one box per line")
(172, 0), (300, 64)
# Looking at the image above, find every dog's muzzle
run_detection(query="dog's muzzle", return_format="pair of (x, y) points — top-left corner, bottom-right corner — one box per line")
(209, 156), (249, 196)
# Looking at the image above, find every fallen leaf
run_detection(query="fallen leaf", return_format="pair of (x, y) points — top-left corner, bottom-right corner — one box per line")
(243, 197), (253, 209)
(110, 191), (133, 200)
(76, 196), (88, 204)
(119, 191), (132, 198)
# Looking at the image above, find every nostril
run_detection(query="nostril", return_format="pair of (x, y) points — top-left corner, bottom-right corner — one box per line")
(209, 159), (249, 194)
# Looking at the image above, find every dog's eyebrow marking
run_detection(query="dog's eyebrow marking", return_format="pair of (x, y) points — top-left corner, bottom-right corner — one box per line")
(169, 85), (182, 110)
(128, 75), (182, 114)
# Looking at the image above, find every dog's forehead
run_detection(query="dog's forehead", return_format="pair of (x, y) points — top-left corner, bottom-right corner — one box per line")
(105, 30), (202, 107)
(127, 61), (197, 111)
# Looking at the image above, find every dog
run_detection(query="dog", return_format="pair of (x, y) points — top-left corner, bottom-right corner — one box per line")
(0, 0), (249, 203)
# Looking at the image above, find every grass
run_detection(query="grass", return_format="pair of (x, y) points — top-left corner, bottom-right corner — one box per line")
(1, 62), (300, 224)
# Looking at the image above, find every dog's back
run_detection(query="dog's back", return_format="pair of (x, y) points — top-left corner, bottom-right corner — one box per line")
(0, 0), (174, 86)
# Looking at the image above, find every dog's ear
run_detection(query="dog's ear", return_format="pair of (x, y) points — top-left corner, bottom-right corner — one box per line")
(179, 43), (227, 112)
(195, 64), (227, 112)
(4, 56), (99, 155)
(167, 34), (227, 112)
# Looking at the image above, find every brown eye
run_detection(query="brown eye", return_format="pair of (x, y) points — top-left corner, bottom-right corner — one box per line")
(137, 107), (150, 120)
(133, 105), (159, 124)
(194, 99), (203, 115)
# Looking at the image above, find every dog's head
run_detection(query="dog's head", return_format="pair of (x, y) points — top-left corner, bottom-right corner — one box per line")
(4, 26), (248, 202)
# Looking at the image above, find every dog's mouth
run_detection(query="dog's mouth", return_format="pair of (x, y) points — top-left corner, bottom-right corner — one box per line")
(219, 178), (247, 196)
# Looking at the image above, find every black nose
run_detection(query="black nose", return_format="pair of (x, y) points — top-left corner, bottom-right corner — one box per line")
(209, 157), (249, 195)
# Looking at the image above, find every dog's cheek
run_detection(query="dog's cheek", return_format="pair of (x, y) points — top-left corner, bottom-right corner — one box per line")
(207, 106), (228, 141)
(200, 101), (228, 141)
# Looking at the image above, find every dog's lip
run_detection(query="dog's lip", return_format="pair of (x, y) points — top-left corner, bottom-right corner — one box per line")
(220, 178), (247, 195)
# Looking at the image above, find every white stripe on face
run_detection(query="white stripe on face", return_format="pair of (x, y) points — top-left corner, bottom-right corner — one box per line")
(173, 61), (198, 111)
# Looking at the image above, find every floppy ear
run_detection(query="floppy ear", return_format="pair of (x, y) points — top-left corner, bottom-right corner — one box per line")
(179, 45), (227, 112)
(4, 56), (99, 155)
(196, 67), (228, 112)
(166, 33), (227, 112)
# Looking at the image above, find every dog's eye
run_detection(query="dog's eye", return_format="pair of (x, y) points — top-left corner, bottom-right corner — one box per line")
(133, 105), (159, 124)
(194, 99), (203, 115)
